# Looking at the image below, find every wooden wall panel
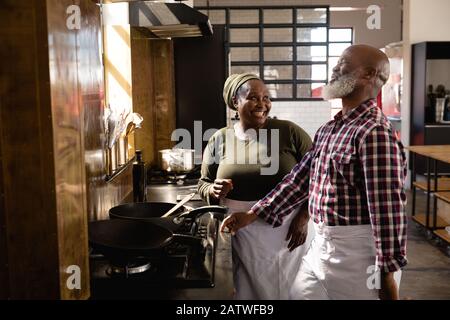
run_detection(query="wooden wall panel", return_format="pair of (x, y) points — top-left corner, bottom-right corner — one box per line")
(152, 40), (176, 155)
(0, 0), (60, 299)
(0, 0), (133, 299)
(131, 29), (156, 165)
(0, 101), (6, 299)
(0, 32), (8, 298)
(0, 0), (10, 295)
(130, 36), (176, 167)
(48, 0), (133, 293)
(46, 0), (90, 299)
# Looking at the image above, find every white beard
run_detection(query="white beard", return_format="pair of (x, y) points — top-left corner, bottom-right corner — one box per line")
(322, 75), (357, 100)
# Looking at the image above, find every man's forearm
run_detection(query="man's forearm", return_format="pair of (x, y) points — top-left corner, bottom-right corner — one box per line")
(251, 153), (312, 226)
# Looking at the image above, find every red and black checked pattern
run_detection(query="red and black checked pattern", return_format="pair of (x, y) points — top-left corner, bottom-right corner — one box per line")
(252, 99), (407, 272)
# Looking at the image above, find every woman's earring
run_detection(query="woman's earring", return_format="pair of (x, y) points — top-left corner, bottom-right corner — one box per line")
(234, 111), (239, 120)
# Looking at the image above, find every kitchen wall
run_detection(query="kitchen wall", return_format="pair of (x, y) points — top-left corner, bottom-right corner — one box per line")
(270, 101), (331, 138)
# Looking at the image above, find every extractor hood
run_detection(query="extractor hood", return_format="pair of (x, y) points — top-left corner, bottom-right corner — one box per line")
(102, 1), (213, 38)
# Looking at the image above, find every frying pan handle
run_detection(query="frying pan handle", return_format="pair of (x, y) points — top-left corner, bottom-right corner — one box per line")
(176, 205), (228, 220)
(172, 234), (204, 242)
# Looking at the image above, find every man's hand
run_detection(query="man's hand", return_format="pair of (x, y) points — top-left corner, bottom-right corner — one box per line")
(286, 206), (309, 251)
(220, 210), (257, 235)
(210, 179), (233, 200)
(379, 271), (399, 300)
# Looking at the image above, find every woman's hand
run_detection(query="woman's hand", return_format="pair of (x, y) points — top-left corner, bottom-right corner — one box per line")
(220, 210), (257, 235)
(210, 179), (233, 200)
(286, 206), (309, 251)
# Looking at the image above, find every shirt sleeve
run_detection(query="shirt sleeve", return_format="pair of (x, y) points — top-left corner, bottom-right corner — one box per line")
(251, 150), (313, 227)
(289, 122), (313, 162)
(197, 134), (221, 205)
(360, 125), (408, 272)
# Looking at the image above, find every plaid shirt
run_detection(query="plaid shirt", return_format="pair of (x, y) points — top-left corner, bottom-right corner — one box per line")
(251, 99), (408, 272)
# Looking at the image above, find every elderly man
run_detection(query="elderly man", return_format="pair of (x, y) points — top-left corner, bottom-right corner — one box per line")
(221, 45), (407, 300)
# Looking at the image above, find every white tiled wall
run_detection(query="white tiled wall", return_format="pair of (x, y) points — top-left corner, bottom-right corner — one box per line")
(269, 101), (332, 138)
(226, 101), (332, 139)
(227, 101), (333, 138)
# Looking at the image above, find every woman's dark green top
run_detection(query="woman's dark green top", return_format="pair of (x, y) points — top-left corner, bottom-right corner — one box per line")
(198, 119), (312, 204)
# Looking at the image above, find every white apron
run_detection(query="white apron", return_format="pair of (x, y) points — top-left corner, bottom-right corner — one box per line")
(221, 198), (315, 300)
(290, 222), (402, 300)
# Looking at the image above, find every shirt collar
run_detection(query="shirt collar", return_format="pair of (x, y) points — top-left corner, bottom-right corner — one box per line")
(233, 122), (257, 141)
(333, 99), (377, 124)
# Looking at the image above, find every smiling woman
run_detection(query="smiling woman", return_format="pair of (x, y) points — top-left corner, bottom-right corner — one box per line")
(234, 78), (272, 130)
(197, 73), (314, 299)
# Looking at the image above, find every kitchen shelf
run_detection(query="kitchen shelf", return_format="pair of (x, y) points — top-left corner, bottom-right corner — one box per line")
(435, 191), (450, 203)
(413, 178), (450, 192)
(425, 123), (450, 127)
(412, 214), (448, 229)
(433, 229), (450, 244)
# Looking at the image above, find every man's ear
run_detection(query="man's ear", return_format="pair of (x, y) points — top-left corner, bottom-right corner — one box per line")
(362, 67), (377, 80)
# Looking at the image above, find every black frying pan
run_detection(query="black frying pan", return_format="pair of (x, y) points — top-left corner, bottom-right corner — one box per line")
(88, 219), (203, 259)
(109, 202), (187, 220)
(109, 202), (227, 232)
(89, 204), (228, 261)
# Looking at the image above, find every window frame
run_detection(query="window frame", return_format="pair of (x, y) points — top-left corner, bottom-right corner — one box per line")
(196, 5), (331, 101)
(327, 27), (354, 81)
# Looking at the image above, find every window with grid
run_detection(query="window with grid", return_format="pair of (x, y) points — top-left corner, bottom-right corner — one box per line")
(328, 27), (353, 81)
(328, 27), (354, 115)
(197, 6), (330, 101)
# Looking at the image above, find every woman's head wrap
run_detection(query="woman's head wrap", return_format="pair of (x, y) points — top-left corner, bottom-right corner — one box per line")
(223, 73), (260, 110)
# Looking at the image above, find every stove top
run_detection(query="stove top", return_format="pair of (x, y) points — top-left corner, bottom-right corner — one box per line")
(89, 215), (218, 299)
(147, 167), (201, 185)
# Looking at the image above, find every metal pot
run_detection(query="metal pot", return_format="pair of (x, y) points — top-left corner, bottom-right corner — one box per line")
(158, 148), (195, 173)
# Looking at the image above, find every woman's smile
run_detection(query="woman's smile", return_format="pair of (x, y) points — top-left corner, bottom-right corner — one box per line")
(251, 110), (268, 118)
